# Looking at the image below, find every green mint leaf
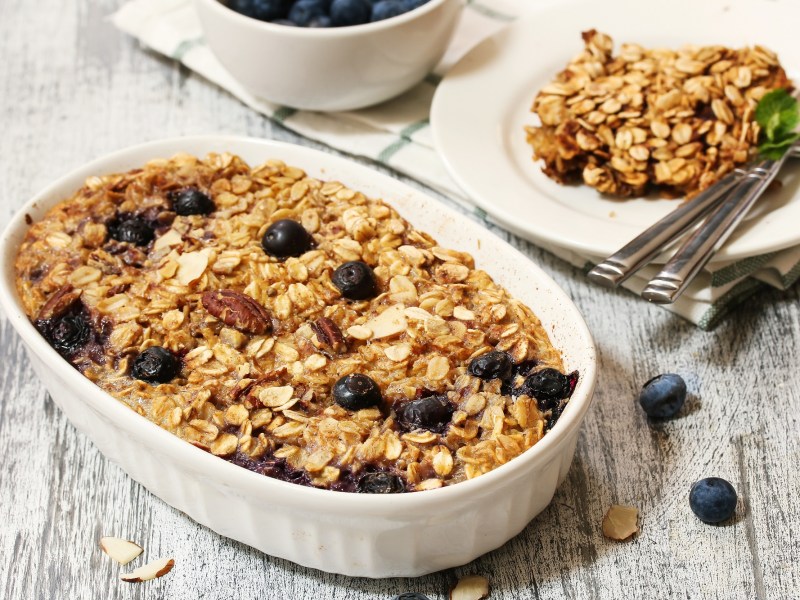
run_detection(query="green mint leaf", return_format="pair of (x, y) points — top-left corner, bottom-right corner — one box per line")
(759, 132), (800, 159)
(756, 89), (799, 158)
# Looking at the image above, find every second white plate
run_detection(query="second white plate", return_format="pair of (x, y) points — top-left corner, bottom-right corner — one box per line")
(431, 0), (800, 262)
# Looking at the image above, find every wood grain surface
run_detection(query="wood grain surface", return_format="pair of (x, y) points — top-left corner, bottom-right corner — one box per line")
(1, 1), (799, 598)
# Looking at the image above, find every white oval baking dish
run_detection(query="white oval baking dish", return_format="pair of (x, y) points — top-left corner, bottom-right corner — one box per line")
(0, 136), (596, 578)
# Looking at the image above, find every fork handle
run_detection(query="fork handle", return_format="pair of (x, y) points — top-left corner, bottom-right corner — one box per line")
(641, 156), (785, 304)
(587, 168), (743, 288)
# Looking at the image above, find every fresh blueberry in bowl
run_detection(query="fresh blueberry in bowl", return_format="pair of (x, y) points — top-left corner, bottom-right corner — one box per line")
(226, 0), (292, 20)
(638, 373), (686, 418)
(371, 0), (405, 21)
(308, 14), (332, 26)
(332, 260), (378, 300)
(400, 0), (428, 9)
(288, 0), (329, 25)
(330, 0), (371, 25)
(357, 471), (405, 493)
(468, 350), (513, 381)
(131, 347), (181, 384)
(261, 219), (314, 259)
(689, 477), (737, 523)
(333, 373), (383, 410)
(169, 187), (215, 216)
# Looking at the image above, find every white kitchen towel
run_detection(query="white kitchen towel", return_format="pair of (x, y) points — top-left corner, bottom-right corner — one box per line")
(111, 0), (800, 330)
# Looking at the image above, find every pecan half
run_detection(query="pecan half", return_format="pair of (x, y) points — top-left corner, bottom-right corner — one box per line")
(201, 290), (272, 335)
(36, 285), (82, 321)
(311, 317), (345, 353)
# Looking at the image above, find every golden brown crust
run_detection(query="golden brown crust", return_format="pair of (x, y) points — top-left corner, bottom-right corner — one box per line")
(526, 30), (790, 198)
(15, 152), (568, 491)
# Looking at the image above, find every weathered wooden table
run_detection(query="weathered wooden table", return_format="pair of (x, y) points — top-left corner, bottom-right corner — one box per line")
(1, 1), (798, 598)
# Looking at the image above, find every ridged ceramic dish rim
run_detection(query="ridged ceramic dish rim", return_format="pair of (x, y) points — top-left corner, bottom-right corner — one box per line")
(0, 136), (597, 577)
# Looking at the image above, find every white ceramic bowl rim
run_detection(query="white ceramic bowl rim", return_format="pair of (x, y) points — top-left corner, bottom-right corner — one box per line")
(0, 135), (596, 516)
(201, 0), (449, 37)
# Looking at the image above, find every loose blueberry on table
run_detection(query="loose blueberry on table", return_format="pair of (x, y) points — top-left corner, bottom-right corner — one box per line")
(638, 373), (687, 418)
(392, 594), (430, 600)
(223, 0), (431, 26)
(689, 477), (738, 524)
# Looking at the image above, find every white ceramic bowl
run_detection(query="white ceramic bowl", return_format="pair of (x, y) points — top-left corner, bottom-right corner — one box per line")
(0, 136), (596, 578)
(194, 0), (462, 111)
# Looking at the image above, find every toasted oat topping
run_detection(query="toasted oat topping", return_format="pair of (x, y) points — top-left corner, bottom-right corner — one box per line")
(15, 152), (571, 491)
(526, 30), (790, 198)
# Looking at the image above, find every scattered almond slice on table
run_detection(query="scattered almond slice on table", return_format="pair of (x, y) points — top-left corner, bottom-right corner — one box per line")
(99, 537), (143, 565)
(602, 504), (639, 541)
(450, 575), (490, 600)
(120, 557), (175, 583)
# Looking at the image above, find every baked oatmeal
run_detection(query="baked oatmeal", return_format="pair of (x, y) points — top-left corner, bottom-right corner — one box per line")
(15, 152), (577, 493)
(526, 30), (791, 198)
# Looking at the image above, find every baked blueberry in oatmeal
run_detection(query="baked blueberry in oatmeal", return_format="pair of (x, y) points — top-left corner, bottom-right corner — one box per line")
(14, 152), (577, 492)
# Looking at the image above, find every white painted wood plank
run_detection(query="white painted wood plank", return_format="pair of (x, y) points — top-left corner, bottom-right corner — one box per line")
(0, 0), (799, 598)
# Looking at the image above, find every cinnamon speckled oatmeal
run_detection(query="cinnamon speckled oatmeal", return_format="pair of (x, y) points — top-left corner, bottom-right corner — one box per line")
(14, 152), (577, 493)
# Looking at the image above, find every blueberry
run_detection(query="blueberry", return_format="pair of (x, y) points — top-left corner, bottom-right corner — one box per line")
(48, 315), (91, 357)
(170, 188), (215, 216)
(399, 0), (427, 9)
(357, 472), (405, 493)
(226, 0), (292, 21)
(333, 374), (382, 410)
(468, 350), (513, 381)
(330, 0), (371, 26)
(689, 477), (738, 523)
(108, 216), (154, 246)
(638, 373), (686, 418)
(371, 0), (404, 21)
(288, 0), (329, 26)
(396, 394), (454, 432)
(308, 15), (333, 26)
(131, 347), (181, 384)
(261, 219), (314, 259)
(516, 368), (574, 406)
(332, 261), (378, 300)
(393, 594), (431, 600)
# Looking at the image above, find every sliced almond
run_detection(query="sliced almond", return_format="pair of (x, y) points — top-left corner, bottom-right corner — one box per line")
(602, 504), (639, 541)
(347, 324), (373, 340)
(450, 574), (490, 600)
(176, 250), (209, 286)
(152, 228), (182, 252)
(364, 304), (406, 339)
(99, 537), (143, 565)
(256, 385), (294, 408)
(120, 557), (175, 582)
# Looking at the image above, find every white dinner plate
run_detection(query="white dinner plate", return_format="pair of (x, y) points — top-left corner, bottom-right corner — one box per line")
(431, 0), (800, 262)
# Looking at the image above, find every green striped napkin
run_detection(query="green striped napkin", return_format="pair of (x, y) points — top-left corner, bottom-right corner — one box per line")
(111, 0), (800, 329)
